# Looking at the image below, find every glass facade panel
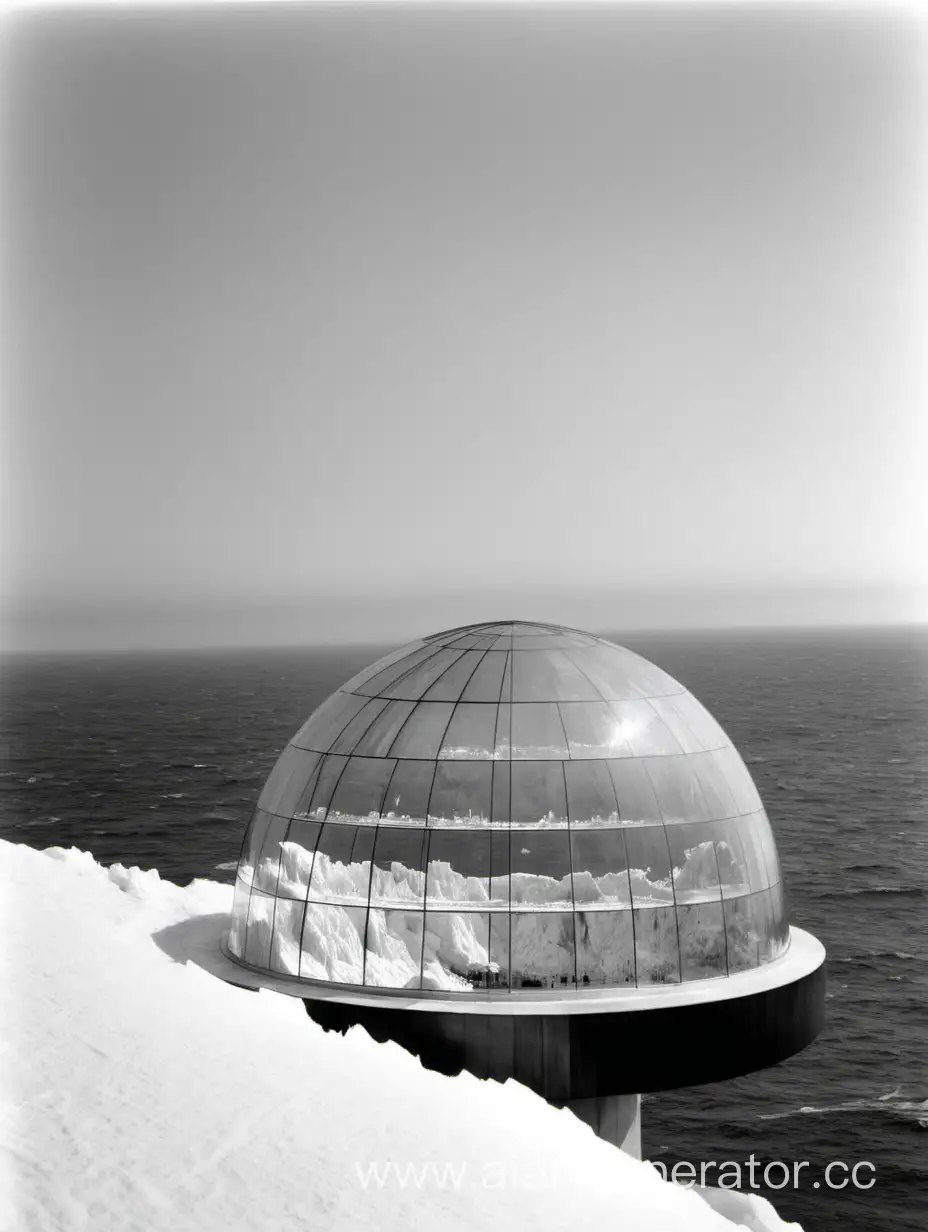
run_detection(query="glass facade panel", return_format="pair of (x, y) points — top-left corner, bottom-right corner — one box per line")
(677, 901), (727, 981)
(327, 757), (396, 823)
(712, 745), (763, 814)
(768, 881), (790, 957)
(625, 826), (675, 906)
(510, 914), (576, 989)
(428, 762), (492, 826)
(644, 754), (716, 823)
(559, 702), (631, 758)
(351, 700), (417, 758)
(510, 704), (569, 760)
(304, 754), (350, 819)
(268, 897), (305, 977)
(309, 824), (374, 904)
(510, 830), (572, 908)
(665, 820), (724, 903)
(565, 647), (682, 700)
(570, 829), (632, 908)
(422, 912), (500, 990)
(564, 760), (620, 826)
(257, 745), (321, 816)
(511, 650), (601, 701)
(724, 890), (776, 972)
(253, 812), (290, 894)
(610, 700), (683, 757)
(227, 876), (250, 958)
(425, 830), (491, 905)
(388, 703), (456, 759)
(329, 698), (390, 754)
(364, 909), (425, 989)
(647, 696), (705, 755)
(291, 693), (369, 752)
(459, 651), (508, 702)
(714, 817), (772, 897)
(239, 808), (272, 884)
(423, 651), (485, 701)
(669, 692), (727, 750)
(300, 902), (367, 983)
(755, 814), (783, 887)
(633, 905), (681, 984)
(382, 649), (466, 701)
(369, 827), (427, 907)
(381, 760), (434, 826)
(510, 761), (568, 828)
(339, 640), (427, 694)
(244, 890), (275, 969)
(494, 704), (511, 760)
(489, 830), (510, 905)
(352, 644), (441, 697)
(607, 759), (663, 824)
(489, 913), (511, 987)
(438, 704), (499, 760)
(276, 818), (321, 900)
(576, 911), (635, 986)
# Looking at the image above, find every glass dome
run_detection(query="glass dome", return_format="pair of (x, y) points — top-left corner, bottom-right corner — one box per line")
(226, 622), (790, 995)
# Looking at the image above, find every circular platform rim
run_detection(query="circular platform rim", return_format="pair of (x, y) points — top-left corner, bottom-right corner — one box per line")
(219, 926), (825, 1016)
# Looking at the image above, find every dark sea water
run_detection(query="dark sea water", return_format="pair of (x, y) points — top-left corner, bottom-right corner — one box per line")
(2, 626), (926, 1232)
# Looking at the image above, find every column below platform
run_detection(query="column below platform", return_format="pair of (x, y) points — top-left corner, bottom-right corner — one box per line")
(564, 1093), (642, 1159)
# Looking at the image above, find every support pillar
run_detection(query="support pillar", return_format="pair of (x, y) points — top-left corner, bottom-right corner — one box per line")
(564, 1093), (641, 1159)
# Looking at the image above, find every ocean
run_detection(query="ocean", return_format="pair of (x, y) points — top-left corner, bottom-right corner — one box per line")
(2, 626), (925, 1231)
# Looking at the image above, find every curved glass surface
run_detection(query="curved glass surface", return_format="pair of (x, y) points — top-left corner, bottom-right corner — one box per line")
(227, 621), (790, 993)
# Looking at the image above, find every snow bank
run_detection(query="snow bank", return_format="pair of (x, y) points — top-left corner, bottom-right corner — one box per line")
(0, 841), (798, 1232)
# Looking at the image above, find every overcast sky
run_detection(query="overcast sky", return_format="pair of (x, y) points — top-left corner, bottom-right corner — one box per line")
(3, 3), (926, 650)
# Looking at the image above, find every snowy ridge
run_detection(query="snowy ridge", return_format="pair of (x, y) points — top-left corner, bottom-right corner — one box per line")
(1, 840), (799, 1232)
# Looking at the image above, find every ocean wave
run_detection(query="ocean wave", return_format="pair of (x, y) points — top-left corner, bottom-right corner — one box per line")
(214, 861), (238, 871)
(816, 885), (924, 899)
(759, 1087), (928, 1128)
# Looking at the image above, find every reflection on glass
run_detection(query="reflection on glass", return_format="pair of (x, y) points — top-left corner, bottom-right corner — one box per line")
(510, 761), (567, 827)
(677, 901), (726, 981)
(576, 912), (634, 986)
(423, 651), (485, 701)
(570, 829), (632, 908)
(338, 641), (427, 694)
(565, 647), (681, 700)
(565, 760), (620, 826)
(712, 746), (763, 815)
(607, 760), (663, 824)
(665, 821), (724, 903)
(244, 890), (275, 968)
(300, 902), (367, 983)
(490, 830), (511, 905)
(351, 701), (416, 758)
(494, 704), (511, 760)
(329, 698), (389, 754)
(559, 702), (630, 758)
(252, 813), (290, 894)
(724, 891), (774, 972)
(633, 906), (681, 984)
(624, 827), (675, 906)
(460, 652), (508, 702)
(425, 830), (491, 905)
(714, 818), (771, 897)
(258, 746), (322, 816)
(693, 752), (741, 820)
(276, 819), (321, 899)
(382, 649), (466, 701)
(429, 762), (492, 826)
(510, 704), (569, 759)
(269, 897), (305, 976)
(364, 909), (425, 989)
(227, 877), (250, 957)
(370, 827), (427, 906)
(644, 755), (713, 823)
(490, 914), (511, 988)
(648, 696), (705, 754)
(510, 830), (572, 908)
(768, 882), (790, 958)
(438, 705), (499, 760)
(491, 761), (510, 827)
(609, 700), (683, 757)
(511, 651), (600, 702)
(309, 824), (374, 904)
(510, 914), (576, 989)
(422, 912), (503, 990)
(388, 703), (456, 759)
(327, 757), (396, 823)
(381, 760), (434, 826)
(292, 693), (369, 752)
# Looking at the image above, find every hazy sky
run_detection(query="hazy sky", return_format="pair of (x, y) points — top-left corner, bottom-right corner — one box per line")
(3, 3), (926, 650)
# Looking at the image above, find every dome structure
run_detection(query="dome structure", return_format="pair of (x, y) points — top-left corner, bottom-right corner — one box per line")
(226, 621), (790, 995)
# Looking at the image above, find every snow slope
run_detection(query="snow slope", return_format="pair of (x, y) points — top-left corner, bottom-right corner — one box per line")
(1, 841), (797, 1232)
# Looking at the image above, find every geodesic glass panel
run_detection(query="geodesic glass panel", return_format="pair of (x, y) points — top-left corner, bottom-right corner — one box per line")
(226, 621), (791, 993)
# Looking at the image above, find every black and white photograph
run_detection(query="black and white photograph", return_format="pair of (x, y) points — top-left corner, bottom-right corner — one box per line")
(1, 3), (925, 1231)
